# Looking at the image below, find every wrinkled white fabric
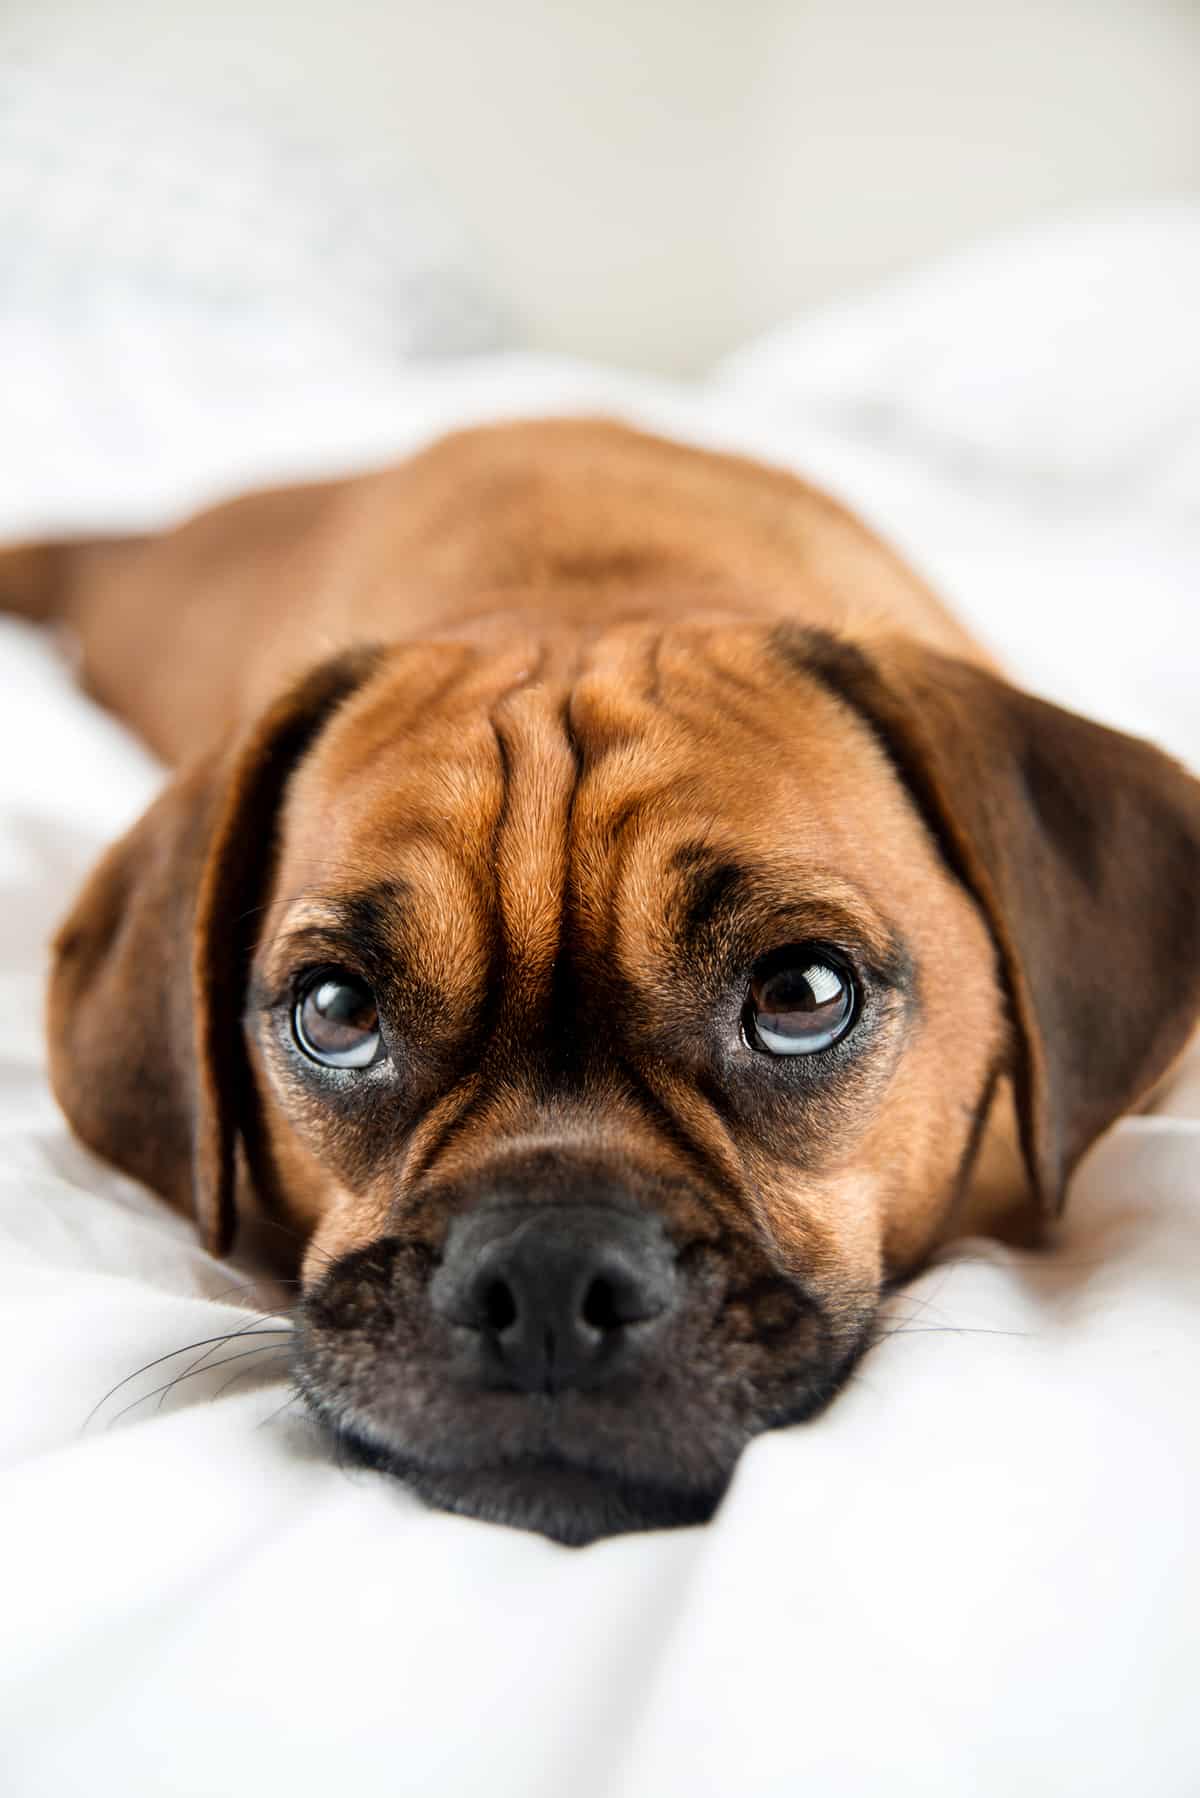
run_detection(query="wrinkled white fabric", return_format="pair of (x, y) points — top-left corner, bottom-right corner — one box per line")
(1, 211), (1198, 1795)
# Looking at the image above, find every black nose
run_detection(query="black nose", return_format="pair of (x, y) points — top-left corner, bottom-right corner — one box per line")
(430, 1203), (678, 1394)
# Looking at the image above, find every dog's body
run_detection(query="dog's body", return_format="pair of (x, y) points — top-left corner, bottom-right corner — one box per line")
(21, 419), (987, 760)
(5, 419), (1200, 1543)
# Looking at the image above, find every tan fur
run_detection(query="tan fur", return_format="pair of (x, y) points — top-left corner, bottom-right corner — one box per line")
(35, 419), (988, 761)
(7, 417), (1200, 1310)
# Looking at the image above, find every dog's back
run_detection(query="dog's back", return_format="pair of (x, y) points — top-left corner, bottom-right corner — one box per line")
(2, 418), (985, 760)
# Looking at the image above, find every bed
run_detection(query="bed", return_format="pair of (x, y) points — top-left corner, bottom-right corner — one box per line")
(1, 199), (1197, 1794)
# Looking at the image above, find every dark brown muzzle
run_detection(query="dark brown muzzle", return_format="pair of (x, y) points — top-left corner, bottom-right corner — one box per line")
(292, 1153), (863, 1544)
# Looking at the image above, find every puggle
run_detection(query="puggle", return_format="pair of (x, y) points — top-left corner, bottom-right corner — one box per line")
(3, 419), (1198, 1543)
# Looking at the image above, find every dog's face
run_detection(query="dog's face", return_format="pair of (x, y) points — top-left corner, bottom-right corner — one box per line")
(48, 621), (1200, 1543)
(247, 625), (1004, 1539)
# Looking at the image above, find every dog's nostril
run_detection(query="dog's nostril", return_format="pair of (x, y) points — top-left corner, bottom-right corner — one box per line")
(432, 1201), (679, 1394)
(581, 1274), (619, 1332)
(481, 1277), (518, 1333)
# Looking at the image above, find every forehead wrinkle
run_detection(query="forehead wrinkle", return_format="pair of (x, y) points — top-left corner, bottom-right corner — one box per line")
(293, 637), (553, 867)
(317, 642), (480, 786)
(653, 635), (789, 751)
(490, 680), (580, 1002)
(569, 780), (686, 963)
(568, 619), (799, 768)
(562, 627), (801, 907)
(278, 685), (510, 963)
(567, 623), (672, 761)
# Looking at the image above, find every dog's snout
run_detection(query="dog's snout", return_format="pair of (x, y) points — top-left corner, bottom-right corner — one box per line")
(430, 1204), (678, 1395)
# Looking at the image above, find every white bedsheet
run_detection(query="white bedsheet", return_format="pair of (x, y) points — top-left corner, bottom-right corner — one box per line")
(1, 210), (1198, 1795)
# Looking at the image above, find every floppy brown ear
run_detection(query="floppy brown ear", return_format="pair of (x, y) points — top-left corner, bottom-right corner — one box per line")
(797, 631), (1200, 1216)
(47, 650), (380, 1254)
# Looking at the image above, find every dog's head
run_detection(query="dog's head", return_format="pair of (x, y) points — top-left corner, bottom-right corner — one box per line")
(48, 621), (1200, 1542)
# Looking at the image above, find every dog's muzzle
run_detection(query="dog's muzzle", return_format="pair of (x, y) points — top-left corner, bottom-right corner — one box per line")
(292, 1163), (864, 1545)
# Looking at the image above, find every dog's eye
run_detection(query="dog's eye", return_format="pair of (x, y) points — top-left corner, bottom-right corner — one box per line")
(293, 971), (383, 1069)
(746, 948), (856, 1056)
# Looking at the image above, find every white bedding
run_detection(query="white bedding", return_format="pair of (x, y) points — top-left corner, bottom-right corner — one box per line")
(1, 210), (1198, 1796)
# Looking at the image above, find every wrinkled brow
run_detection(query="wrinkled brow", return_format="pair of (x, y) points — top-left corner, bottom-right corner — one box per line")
(667, 842), (916, 991)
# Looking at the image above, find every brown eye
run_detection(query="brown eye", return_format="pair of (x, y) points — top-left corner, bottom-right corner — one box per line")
(747, 949), (856, 1056)
(293, 971), (383, 1070)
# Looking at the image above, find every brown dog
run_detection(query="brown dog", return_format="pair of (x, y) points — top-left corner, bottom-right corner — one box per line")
(4, 418), (1200, 1543)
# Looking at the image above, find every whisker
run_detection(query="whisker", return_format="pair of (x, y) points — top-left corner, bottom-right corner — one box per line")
(875, 1324), (1032, 1338)
(882, 1265), (968, 1329)
(256, 1389), (307, 1434)
(862, 1321), (1033, 1364)
(156, 1305), (301, 1410)
(201, 1275), (280, 1308)
(106, 1342), (292, 1429)
(211, 1355), (294, 1404)
(83, 1329), (293, 1432)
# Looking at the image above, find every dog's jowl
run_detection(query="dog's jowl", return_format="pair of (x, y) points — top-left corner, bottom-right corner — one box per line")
(5, 420), (1199, 1542)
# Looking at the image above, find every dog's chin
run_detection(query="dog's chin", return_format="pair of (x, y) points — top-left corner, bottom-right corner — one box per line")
(332, 1426), (725, 1546)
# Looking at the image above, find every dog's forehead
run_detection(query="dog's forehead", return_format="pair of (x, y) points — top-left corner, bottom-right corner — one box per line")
(270, 623), (943, 939)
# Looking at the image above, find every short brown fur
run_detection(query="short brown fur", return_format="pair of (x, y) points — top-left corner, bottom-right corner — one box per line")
(6, 418), (1199, 1540)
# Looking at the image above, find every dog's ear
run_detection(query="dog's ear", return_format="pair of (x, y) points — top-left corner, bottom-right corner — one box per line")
(793, 631), (1200, 1216)
(47, 649), (381, 1254)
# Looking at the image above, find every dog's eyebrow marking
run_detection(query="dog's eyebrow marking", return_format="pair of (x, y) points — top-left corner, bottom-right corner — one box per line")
(337, 881), (409, 963)
(668, 841), (917, 996)
(670, 844), (748, 948)
(268, 880), (410, 978)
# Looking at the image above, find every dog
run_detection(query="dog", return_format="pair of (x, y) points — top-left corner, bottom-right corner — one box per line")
(4, 418), (1199, 1544)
